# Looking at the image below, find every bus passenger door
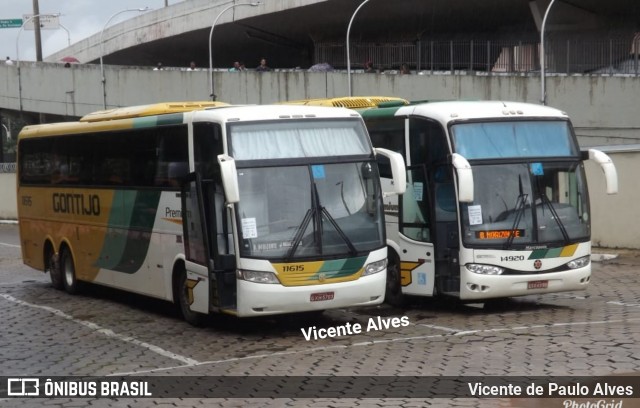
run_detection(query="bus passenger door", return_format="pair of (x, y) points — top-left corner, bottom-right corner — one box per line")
(181, 173), (236, 314)
(398, 165), (435, 296)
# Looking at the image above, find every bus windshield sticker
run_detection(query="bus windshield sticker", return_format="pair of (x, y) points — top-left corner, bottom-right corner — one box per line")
(241, 217), (258, 239)
(312, 165), (326, 179)
(468, 205), (483, 225)
(531, 163), (544, 176)
(413, 182), (424, 201)
(252, 241), (292, 251)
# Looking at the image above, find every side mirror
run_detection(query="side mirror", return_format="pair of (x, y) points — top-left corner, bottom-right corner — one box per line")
(374, 148), (406, 196)
(217, 154), (240, 204)
(588, 149), (618, 195)
(451, 153), (474, 203)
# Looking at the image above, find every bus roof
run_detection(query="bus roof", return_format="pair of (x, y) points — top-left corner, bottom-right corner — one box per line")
(80, 101), (228, 122)
(192, 104), (363, 123)
(281, 96), (408, 109)
(18, 103), (364, 140)
(18, 101), (230, 139)
(360, 100), (569, 123)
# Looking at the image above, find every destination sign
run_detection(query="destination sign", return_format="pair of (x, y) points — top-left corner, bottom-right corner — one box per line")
(475, 229), (525, 240)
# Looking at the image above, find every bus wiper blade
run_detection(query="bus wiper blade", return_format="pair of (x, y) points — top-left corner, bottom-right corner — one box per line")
(285, 208), (313, 261)
(321, 207), (358, 256)
(504, 175), (528, 250)
(504, 193), (528, 250)
(539, 191), (570, 244)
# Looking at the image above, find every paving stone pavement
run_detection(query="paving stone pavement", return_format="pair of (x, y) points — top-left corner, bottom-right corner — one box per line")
(1, 224), (639, 407)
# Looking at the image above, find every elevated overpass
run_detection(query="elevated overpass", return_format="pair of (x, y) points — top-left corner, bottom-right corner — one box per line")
(44, 0), (640, 71)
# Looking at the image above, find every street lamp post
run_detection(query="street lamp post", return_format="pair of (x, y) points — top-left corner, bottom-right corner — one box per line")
(0, 123), (10, 163)
(60, 23), (71, 47)
(540, 0), (557, 105)
(1, 124), (10, 141)
(100, 7), (150, 110)
(208, 1), (261, 101)
(15, 12), (61, 111)
(346, 0), (371, 97)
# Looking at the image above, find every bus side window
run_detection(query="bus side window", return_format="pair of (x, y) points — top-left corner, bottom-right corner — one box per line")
(19, 138), (53, 185)
(367, 119), (405, 178)
(401, 167), (431, 242)
(193, 122), (223, 179)
(193, 122), (232, 256)
(153, 126), (188, 188)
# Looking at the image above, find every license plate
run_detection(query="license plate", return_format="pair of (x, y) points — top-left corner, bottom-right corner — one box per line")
(527, 280), (548, 289)
(310, 292), (334, 302)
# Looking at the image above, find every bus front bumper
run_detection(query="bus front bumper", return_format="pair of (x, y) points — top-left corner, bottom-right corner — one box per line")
(235, 271), (386, 317)
(459, 265), (591, 300)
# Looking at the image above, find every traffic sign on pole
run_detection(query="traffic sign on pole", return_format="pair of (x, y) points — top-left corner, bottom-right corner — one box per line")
(0, 19), (23, 29)
(23, 14), (59, 30)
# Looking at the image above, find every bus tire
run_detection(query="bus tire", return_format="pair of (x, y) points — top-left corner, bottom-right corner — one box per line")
(46, 246), (64, 290)
(384, 250), (406, 307)
(175, 268), (206, 327)
(61, 247), (81, 295)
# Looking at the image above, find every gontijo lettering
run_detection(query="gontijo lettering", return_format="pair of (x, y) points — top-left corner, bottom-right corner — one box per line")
(52, 193), (101, 216)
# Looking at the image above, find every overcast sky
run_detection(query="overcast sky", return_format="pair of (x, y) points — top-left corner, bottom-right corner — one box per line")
(0, 0), (182, 62)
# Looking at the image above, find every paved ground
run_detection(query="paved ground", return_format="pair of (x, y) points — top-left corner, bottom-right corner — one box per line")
(1, 224), (639, 407)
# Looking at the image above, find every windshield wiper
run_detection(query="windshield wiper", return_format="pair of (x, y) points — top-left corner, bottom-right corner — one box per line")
(536, 179), (570, 244)
(320, 206), (357, 256)
(286, 181), (358, 260)
(285, 208), (314, 261)
(286, 177), (322, 261)
(504, 175), (528, 250)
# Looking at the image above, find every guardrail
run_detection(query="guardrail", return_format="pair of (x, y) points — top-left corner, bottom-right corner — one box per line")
(315, 37), (640, 75)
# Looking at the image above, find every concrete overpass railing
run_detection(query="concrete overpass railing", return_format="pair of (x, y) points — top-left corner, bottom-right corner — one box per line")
(2, 62), (640, 146)
(1, 63), (639, 247)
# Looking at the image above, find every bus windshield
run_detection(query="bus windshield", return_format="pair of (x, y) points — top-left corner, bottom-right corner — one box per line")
(451, 120), (579, 159)
(235, 162), (384, 259)
(229, 119), (371, 160)
(460, 161), (590, 248)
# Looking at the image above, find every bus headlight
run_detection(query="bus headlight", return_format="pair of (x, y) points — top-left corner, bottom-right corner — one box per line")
(466, 264), (505, 275)
(363, 259), (387, 276)
(566, 256), (590, 269)
(237, 270), (280, 284)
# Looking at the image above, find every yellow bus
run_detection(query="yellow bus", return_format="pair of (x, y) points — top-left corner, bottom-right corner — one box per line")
(17, 102), (406, 325)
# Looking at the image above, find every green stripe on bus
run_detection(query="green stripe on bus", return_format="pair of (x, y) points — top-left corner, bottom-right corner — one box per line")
(312, 256), (367, 280)
(95, 190), (137, 270)
(529, 249), (548, 259)
(96, 190), (162, 274)
(157, 113), (184, 126)
(546, 247), (563, 258)
(132, 113), (183, 128)
(358, 106), (403, 119)
(528, 245), (575, 260)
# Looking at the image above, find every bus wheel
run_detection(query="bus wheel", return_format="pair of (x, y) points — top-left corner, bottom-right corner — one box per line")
(385, 252), (406, 307)
(61, 248), (81, 295)
(47, 249), (64, 290)
(175, 269), (206, 327)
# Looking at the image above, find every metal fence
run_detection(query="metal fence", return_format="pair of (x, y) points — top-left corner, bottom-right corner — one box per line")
(0, 163), (16, 173)
(315, 37), (640, 75)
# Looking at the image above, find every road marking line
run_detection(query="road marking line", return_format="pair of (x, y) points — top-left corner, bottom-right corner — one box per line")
(0, 293), (199, 366)
(112, 316), (640, 376)
(608, 301), (640, 308)
(0, 242), (20, 248)
(112, 345), (350, 376)
(419, 323), (461, 332)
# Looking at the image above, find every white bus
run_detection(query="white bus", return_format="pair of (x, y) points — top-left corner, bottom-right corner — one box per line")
(287, 98), (618, 305)
(17, 102), (405, 324)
